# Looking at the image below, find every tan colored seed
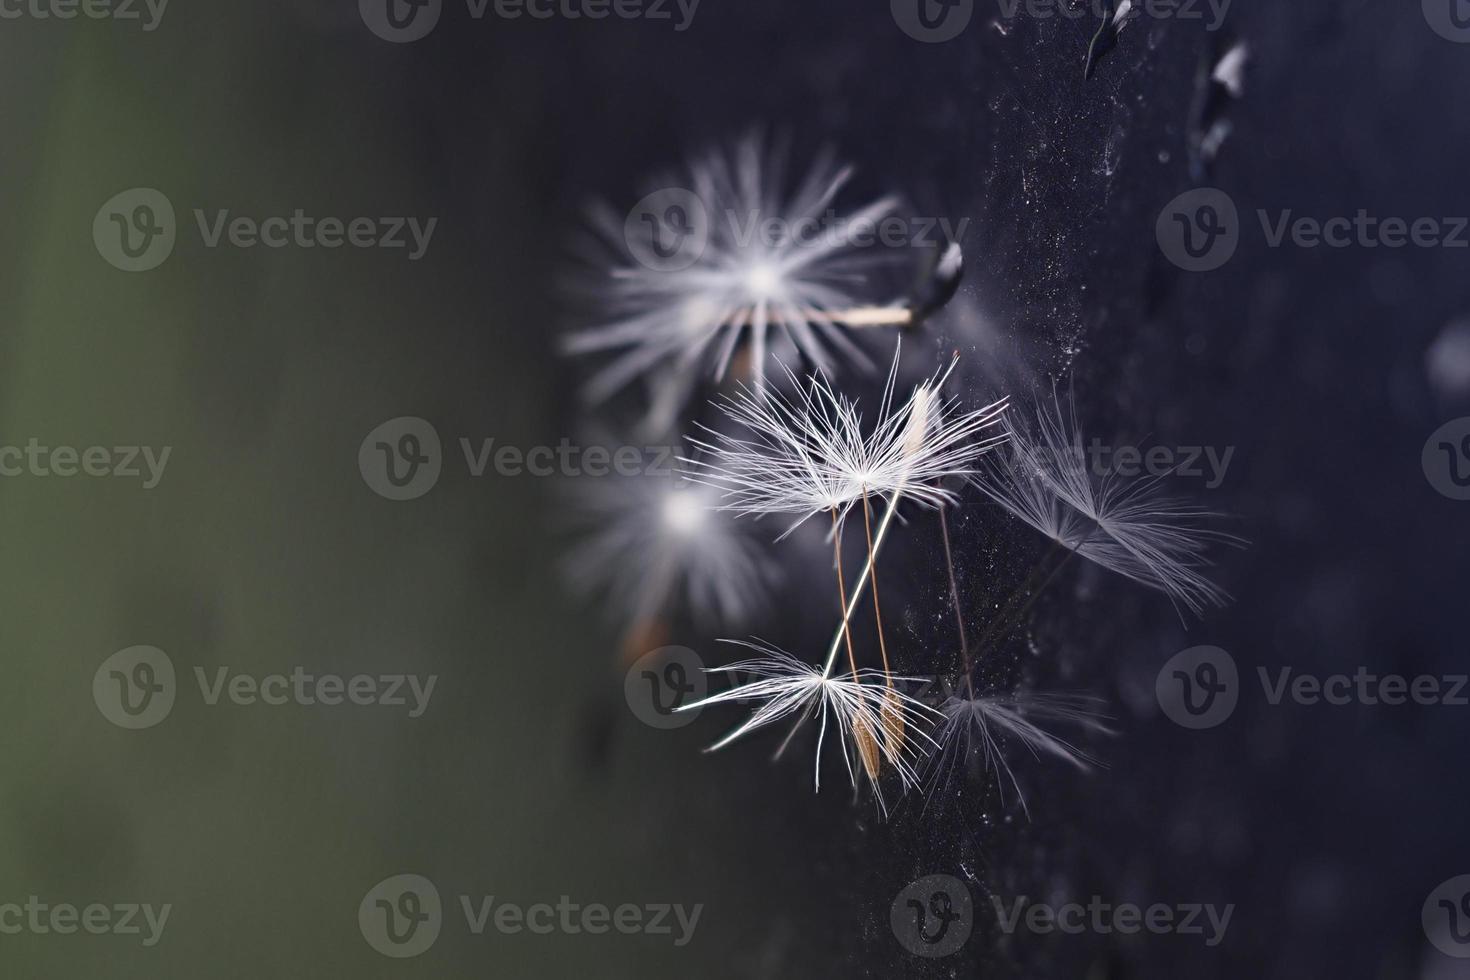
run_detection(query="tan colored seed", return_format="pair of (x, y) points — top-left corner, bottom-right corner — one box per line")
(853, 711), (882, 783)
(880, 687), (906, 757)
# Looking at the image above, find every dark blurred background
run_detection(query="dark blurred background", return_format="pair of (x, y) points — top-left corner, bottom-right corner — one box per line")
(2, 0), (1469, 976)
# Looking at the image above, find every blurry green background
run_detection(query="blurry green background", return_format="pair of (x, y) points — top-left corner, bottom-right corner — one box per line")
(0, 5), (787, 977)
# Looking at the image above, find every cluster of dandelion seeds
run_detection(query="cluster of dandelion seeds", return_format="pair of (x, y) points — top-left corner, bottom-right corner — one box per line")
(557, 132), (1242, 820)
(678, 344), (1019, 809)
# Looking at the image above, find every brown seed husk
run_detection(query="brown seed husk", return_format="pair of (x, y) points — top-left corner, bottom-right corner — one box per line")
(880, 687), (906, 756)
(853, 712), (882, 783)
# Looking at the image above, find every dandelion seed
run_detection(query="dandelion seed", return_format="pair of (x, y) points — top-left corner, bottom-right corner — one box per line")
(563, 134), (913, 432)
(927, 691), (1112, 816)
(684, 642), (938, 813)
(880, 687), (907, 758)
(1190, 39), (1249, 179)
(564, 470), (775, 634)
(1084, 0), (1135, 78)
(973, 391), (1242, 618)
(1211, 40), (1249, 99)
(685, 343), (1009, 535)
(853, 709), (883, 784)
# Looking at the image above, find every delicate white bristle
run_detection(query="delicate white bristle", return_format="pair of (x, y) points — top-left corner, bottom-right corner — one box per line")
(684, 344), (1009, 535)
(564, 471), (776, 628)
(926, 691), (1112, 816)
(563, 134), (908, 431)
(684, 641), (940, 815)
(973, 391), (1243, 618)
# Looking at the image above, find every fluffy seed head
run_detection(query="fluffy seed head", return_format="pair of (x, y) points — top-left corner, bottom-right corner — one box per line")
(564, 469), (776, 629)
(685, 345), (1009, 535)
(684, 641), (939, 815)
(927, 690), (1112, 816)
(973, 391), (1242, 617)
(563, 134), (909, 433)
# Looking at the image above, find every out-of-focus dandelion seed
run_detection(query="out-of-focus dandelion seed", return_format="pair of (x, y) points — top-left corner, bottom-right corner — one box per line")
(1427, 318), (1470, 405)
(564, 471), (776, 651)
(1084, 0), (1135, 78)
(927, 691), (1113, 816)
(563, 134), (917, 433)
(1212, 40), (1249, 98)
(973, 391), (1243, 619)
(1190, 39), (1250, 179)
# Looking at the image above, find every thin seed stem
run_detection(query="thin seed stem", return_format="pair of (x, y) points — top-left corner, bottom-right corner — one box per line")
(974, 523), (1103, 653)
(821, 485), (905, 678)
(938, 504), (973, 699)
(972, 540), (1063, 653)
(1084, 0), (1118, 78)
(861, 488), (894, 686)
(979, 549), (1077, 654)
(728, 305), (912, 330)
(830, 507), (860, 678)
